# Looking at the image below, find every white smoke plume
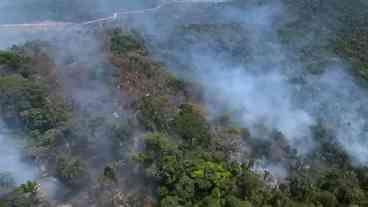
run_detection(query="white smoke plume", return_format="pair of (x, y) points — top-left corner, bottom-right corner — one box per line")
(0, 120), (38, 188)
(126, 0), (368, 165)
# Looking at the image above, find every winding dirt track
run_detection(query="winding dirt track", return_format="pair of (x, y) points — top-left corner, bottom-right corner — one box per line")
(0, 0), (228, 30)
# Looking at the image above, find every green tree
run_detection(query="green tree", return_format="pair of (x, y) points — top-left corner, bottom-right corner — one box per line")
(173, 104), (210, 146)
(56, 155), (88, 187)
(161, 196), (182, 207)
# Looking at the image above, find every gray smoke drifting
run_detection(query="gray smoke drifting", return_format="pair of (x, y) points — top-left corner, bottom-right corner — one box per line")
(131, 0), (316, 153)
(1, 0), (368, 182)
(189, 2), (368, 165)
(201, 3), (367, 165)
(0, 1), (133, 201)
(194, 58), (315, 154)
(301, 67), (368, 165)
(126, 0), (368, 165)
(0, 120), (38, 188)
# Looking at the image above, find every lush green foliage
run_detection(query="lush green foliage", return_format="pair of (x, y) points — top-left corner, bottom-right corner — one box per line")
(110, 30), (143, 55)
(0, 51), (28, 68)
(19, 181), (38, 194)
(0, 73), (69, 150)
(172, 104), (210, 146)
(138, 96), (172, 131)
(336, 25), (368, 79)
(132, 56), (368, 207)
(0, 181), (40, 207)
(138, 132), (278, 207)
(56, 155), (88, 187)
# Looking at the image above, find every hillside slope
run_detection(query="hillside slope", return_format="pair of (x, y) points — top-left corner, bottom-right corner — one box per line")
(0, 1), (368, 207)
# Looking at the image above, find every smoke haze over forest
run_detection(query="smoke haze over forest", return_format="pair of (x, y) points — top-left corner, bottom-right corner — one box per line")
(0, 0), (368, 206)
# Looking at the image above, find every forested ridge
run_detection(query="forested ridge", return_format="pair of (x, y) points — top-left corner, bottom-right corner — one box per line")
(0, 0), (368, 207)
